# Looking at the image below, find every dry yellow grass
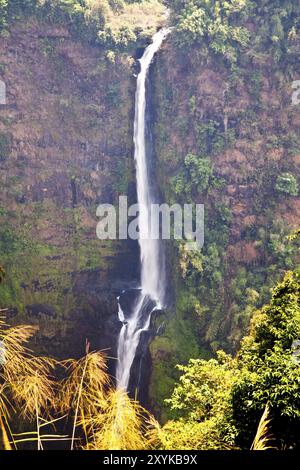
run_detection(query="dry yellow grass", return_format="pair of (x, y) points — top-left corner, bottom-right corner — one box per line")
(1, 322), (56, 419)
(251, 405), (275, 451)
(61, 351), (109, 414)
(60, 343), (110, 449)
(0, 320), (155, 451)
(82, 388), (149, 450)
(59, 343), (153, 450)
(145, 415), (164, 449)
(0, 320), (57, 449)
(0, 415), (12, 450)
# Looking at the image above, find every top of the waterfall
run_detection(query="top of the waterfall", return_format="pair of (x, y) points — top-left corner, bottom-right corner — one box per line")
(139, 28), (171, 72)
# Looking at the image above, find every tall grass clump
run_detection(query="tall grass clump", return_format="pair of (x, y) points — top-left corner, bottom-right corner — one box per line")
(251, 405), (275, 451)
(82, 388), (149, 450)
(0, 319), (59, 449)
(59, 341), (109, 449)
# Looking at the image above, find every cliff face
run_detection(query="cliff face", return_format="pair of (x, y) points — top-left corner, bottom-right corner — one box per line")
(149, 40), (300, 416)
(0, 16), (300, 414)
(0, 18), (138, 359)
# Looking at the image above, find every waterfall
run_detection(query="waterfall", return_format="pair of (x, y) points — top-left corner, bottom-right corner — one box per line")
(116, 28), (170, 392)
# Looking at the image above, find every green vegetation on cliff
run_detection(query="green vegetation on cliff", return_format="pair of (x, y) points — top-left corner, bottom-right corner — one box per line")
(168, 0), (300, 63)
(0, 2), (142, 355)
(1, 0), (165, 48)
(149, 0), (300, 415)
(0, 0), (300, 451)
(0, 268), (299, 450)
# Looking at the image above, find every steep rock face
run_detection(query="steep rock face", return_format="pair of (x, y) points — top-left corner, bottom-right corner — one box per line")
(149, 40), (300, 417)
(1, 16), (299, 415)
(0, 19), (138, 360)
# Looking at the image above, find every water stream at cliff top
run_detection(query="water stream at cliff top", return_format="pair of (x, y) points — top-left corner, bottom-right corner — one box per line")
(116, 28), (170, 392)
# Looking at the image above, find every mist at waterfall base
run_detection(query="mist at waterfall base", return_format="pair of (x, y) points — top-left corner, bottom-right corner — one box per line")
(115, 29), (170, 396)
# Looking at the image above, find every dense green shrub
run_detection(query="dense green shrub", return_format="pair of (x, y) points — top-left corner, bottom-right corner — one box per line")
(232, 271), (300, 447)
(275, 172), (298, 196)
(168, 0), (300, 65)
(196, 120), (227, 155)
(1, 0), (164, 48)
(0, 0), (8, 31)
(169, 0), (251, 63)
(163, 270), (300, 449)
(0, 132), (12, 161)
(172, 153), (214, 197)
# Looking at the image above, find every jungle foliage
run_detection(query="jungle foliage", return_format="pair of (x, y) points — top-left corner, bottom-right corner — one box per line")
(1, 0), (300, 452)
(154, 0), (300, 356)
(0, 0), (165, 48)
(160, 270), (300, 449)
(167, 0), (300, 64)
(1, 270), (299, 450)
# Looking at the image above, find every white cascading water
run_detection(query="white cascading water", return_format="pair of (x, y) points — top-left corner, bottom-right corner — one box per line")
(116, 28), (170, 391)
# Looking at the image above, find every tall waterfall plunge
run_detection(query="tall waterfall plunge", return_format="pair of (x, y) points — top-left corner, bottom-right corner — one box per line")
(116, 29), (170, 392)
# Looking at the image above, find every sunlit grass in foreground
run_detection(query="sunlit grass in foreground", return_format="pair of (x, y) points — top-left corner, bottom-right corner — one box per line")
(0, 318), (274, 451)
(0, 319), (153, 450)
(251, 405), (274, 451)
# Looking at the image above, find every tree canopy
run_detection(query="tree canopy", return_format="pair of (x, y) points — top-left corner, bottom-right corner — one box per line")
(160, 270), (300, 449)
